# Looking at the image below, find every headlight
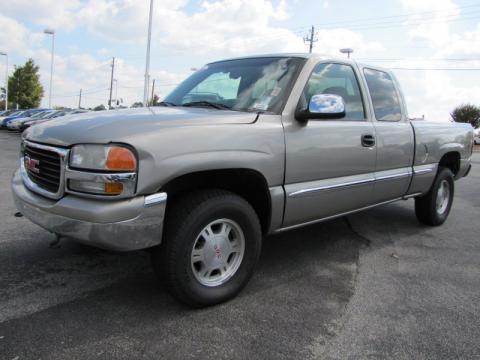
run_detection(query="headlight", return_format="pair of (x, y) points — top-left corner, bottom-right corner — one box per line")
(70, 144), (137, 171)
(67, 144), (137, 197)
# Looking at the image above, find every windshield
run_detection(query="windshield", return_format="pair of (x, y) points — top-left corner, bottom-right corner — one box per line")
(1, 110), (16, 116)
(164, 57), (305, 114)
(30, 111), (49, 119)
(44, 111), (62, 118)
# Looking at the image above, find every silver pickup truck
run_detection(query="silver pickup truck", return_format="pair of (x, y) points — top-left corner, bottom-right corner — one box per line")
(12, 54), (473, 307)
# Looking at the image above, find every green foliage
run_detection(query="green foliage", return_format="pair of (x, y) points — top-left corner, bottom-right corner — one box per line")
(93, 104), (106, 111)
(0, 87), (5, 109)
(451, 104), (480, 128)
(149, 94), (160, 106)
(131, 101), (143, 108)
(8, 59), (44, 109)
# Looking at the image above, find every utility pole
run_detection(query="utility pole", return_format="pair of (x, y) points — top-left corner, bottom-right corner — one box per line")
(114, 79), (118, 102)
(108, 57), (115, 109)
(150, 79), (155, 106)
(304, 26), (317, 54)
(78, 88), (82, 109)
(143, 0), (154, 106)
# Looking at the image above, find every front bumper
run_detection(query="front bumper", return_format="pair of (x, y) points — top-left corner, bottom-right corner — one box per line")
(7, 122), (21, 130)
(11, 169), (167, 251)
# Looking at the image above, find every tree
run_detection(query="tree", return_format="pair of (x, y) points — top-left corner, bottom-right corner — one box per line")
(93, 104), (107, 111)
(0, 87), (5, 109)
(150, 94), (160, 106)
(131, 101), (143, 108)
(8, 58), (44, 109)
(451, 104), (480, 128)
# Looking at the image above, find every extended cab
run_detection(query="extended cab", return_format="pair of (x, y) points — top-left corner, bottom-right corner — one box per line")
(12, 54), (473, 307)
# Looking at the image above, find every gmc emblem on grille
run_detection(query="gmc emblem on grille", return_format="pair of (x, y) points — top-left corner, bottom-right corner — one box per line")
(25, 156), (40, 173)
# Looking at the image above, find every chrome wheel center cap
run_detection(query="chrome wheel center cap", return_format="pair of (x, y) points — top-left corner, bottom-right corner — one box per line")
(209, 236), (226, 263)
(190, 219), (246, 287)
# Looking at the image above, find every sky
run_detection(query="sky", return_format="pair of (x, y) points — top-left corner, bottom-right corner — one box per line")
(0, 0), (479, 121)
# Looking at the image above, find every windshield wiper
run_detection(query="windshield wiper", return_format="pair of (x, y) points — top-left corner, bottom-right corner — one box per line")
(181, 101), (231, 110)
(157, 101), (177, 107)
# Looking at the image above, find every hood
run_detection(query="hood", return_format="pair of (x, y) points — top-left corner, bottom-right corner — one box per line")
(25, 107), (257, 147)
(10, 116), (31, 123)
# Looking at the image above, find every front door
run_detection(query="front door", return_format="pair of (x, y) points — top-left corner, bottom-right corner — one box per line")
(282, 62), (377, 228)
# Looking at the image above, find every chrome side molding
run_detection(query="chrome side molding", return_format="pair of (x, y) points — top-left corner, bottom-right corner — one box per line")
(413, 163), (437, 175)
(144, 192), (167, 207)
(289, 177), (375, 198)
(288, 166), (420, 198)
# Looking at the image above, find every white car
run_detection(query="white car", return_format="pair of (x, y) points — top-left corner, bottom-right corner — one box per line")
(474, 135), (480, 145)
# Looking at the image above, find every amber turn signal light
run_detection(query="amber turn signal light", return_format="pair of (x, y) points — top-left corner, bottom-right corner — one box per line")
(106, 147), (137, 171)
(104, 182), (124, 194)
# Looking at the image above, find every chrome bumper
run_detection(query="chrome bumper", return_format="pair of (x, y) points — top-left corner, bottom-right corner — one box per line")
(11, 169), (167, 251)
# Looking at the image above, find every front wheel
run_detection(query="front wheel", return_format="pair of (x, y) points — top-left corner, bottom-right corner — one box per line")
(152, 189), (262, 307)
(415, 167), (454, 226)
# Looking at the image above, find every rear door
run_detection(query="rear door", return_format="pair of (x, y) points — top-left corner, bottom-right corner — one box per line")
(361, 67), (414, 202)
(282, 61), (377, 228)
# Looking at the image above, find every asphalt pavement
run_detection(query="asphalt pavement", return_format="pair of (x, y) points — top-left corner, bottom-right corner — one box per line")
(0, 131), (479, 359)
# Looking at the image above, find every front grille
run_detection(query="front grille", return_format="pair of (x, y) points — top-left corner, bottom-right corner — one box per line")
(24, 144), (61, 193)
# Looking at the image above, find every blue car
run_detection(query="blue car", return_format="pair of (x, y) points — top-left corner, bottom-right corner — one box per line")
(0, 109), (48, 128)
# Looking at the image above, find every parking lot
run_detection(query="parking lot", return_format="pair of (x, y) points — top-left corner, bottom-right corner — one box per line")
(0, 130), (479, 359)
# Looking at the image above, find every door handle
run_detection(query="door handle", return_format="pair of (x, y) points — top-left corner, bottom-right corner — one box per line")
(361, 134), (376, 147)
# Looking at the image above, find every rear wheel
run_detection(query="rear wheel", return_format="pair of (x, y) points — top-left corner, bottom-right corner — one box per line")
(415, 167), (454, 226)
(152, 189), (262, 307)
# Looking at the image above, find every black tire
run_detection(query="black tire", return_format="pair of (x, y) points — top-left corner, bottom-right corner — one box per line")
(415, 167), (454, 226)
(152, 189), (262, 307)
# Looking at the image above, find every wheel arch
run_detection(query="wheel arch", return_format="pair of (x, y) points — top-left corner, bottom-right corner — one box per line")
(438, 151), (460, 177)
(159, 168), (272, 235)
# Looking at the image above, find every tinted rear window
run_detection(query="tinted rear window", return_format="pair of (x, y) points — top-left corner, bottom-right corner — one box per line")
(363, 68), (402, 121)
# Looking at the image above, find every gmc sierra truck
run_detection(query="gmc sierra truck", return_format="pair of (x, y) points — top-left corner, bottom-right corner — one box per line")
(12, 54), (473, 307)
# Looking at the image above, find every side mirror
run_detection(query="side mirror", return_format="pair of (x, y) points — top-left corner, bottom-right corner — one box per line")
(296, 94), (346, 121)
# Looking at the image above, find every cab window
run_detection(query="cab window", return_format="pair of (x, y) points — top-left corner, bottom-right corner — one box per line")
(302, 63), (365, 120)
(363, 68), (402, 121)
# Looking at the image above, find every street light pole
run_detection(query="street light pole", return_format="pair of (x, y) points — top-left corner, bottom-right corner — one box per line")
(143, 0), (154, 107)
(0, 52), (7, 110)
(44, 29), (55, 108)
(340, 48), (354, 59)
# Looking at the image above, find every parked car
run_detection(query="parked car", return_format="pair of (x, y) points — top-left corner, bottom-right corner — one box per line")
(0, 109), (17, 118)
(19, 109), (88, 131)
(19, 110), (66, 130)
(12, 54), (473, 307)
(6, 109), (53, 131)
(0, 110), (26, 127)
(0, 109), (47, 128)
(474, 134), (480, 145)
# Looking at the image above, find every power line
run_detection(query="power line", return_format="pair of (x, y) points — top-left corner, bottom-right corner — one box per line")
(392, 68), (480, 71)
(52, 88), (109, 98)
(336, 14), (480, 32)
(359, 58), (480, 62)
(307, 3), (480, 29)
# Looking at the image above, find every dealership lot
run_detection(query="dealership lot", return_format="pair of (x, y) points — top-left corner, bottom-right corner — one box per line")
(0, 131), (479, 359)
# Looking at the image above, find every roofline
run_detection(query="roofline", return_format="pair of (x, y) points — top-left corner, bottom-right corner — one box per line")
(206, 52), (340, 64)
(205, 52), (394, 74)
